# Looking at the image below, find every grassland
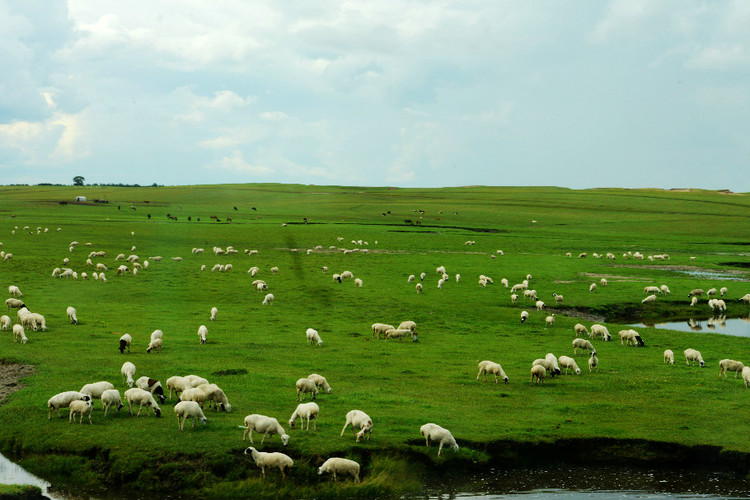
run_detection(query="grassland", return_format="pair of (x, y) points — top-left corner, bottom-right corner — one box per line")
(1, 184), (750, 498)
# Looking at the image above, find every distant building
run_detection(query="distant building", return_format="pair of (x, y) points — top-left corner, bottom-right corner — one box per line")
(75, 196), (87, 202)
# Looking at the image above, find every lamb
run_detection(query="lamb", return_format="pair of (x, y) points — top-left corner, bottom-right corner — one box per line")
(306, 328), (323, 345)
(124, 388), (162, 417)
(121, 361), (136, 387)
(574, 323), (589, 337)
(530, 365), (546, 385)
(262, 293), (274, 305)
(663, 349), (675, 365)
(307, 373), (332, 394)
(47, 391), (91, 419)
(13, 324), (27, 344)
(296, 378), (318, 401)
(572, 338), (596, 355)
(146, 338), (162, 354)
(558, 355), (581, 375)
(420, 423), (459, 455)
(743, 366), (750, 388)
(210, 307), (218, 321)
(118, 333), (132, 354)
(719, 359), (745, 379)
(135, 377), (166, 404)
(101, 389), (123, 416)
(174, 401), (207, 431)
(340, 409), (373, 442)
(600, 278), (608, 286)
(588, 352), (599, 372)
(476, 360), (509, 384)
(198, 325), (207, 344)
(289, 402), (320, 431)
(242, 414), (290, 445)
(684, 348), (705, 367)
(0, 315), (10, 330)
(244, 447), (294, 480)
(80, 381), (115, 401)
(8, 285), (22, 297)
(521, 311), (529, 324)
(354, 278), (363, 287)
(642, 294), (657, 304)
(69, 399), (94, 424)
(318, 457), (361, 483)
(511, 294), (518, 304)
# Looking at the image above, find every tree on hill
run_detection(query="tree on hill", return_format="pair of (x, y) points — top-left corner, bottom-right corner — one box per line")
(73, 176), (85, 186)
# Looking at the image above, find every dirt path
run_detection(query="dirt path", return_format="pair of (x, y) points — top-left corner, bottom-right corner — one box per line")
(0, 364), (35, 405)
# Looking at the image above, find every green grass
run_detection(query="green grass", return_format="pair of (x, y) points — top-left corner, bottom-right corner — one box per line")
(1, 184), (750, 497)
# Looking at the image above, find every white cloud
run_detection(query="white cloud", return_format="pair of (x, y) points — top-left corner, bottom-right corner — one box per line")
(685, 44), (750, 71)
(211, 150), (273, 175)
(258, 111), (288, 121)
(0, 108), (89, 164)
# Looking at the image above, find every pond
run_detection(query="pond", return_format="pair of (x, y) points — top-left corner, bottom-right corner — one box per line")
(0, 452), (54, 499)
(633, 316), (750, 337)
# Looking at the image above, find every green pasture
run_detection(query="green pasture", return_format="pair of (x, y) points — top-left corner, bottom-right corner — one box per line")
(0, 184), (749, 497)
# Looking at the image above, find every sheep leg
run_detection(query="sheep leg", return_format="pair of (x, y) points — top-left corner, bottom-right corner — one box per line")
(438, 442), (444, 456)
(137, 404), (143, 417)
(243, 426), (254, 443)
(312, 417), (317, 431)
(177, 415), (182, 431)
(425, 436), (430, 447)
(260, 466), (265, 478)
(340, 421), (350, 437)
(69, 411), (74, 423)
(261, 432), (267, 444)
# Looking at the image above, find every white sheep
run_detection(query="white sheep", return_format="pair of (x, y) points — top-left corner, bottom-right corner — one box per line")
(29, 312), (46, 332)
(180, 387), (209, 407)
(13, 324), (27, 344)
(740, 294), (750, 304)
(684, 348), (705, 367)
(121, 361), (136, 387)
(296, 378), (318, 401)
(535, 300), (545, 311)
(532, 358), (557, 378)
(198, 325), (207, 344)
(135, 377), (166, 404)
(47, 391), (91, 419)
(210, 307), (218, 321)
(340, 409), (373, 442)
(318, 457), (360, 483)
(663, 349), (675, 365)
(8, 285), (22, 297)
(688, 289), (704, 298)
(150, 329), (163, 341)
(166, 376), (191, 399)
(572, 338), (596, 355)
(289, 402), (320, 431)
(558, 355), (581, 375)
(545, 314), (555, 327)
(511, 294), (518, 304)
(242, 414), (290, 445)
(0, 315), (10, 330)
(416, 283), (423, 294)
(262, 293), (274, 305)
(307, 373), (332, 394)
(590, 324), (611, 341)
(420, 423), (459, 455)
(244, 447), (294, 480)
(720, 286), (728, 297)
(530, 365), (546, 385)
(545, 353), (561, 375)
(719, 359), (745, 379)
(69, 400), (94, 424)
(743, 366), (750, 388)
(174, 401), (207, 431)
(642, 294), (657, 304)
(184, 375), (210, 388)
(661, 285), (671, 295)
(588, 352), (599, 372)
(118, 333), (132, 354)
(385, 328), (412, 341)
(476, 360), (509, 384)
(690, 296), (698, 306)
(589, 283), (597, 293)
(80, 381), (115, 401)
(101, 389), (124, 416)
(573, 323), (589, 337)
(124, 388), (162, 417)
(618, 329), (645, 347)
(146, 338), (162, 354)
(644, 286), (661, 294)
(354, 278), (363, 287)
(306, 328), (323, 346)
(600, 278), (608, 286)
(6, 298), (25, 311)
(707, 288), (718, 296)
(407, 274), (415, 283)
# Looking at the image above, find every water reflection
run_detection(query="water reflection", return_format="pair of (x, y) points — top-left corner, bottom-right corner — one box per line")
(636, 316), (750, 337)
(0, 452), (52, 498)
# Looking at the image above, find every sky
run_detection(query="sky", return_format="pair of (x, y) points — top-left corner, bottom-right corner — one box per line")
(0, 1), (749, 190)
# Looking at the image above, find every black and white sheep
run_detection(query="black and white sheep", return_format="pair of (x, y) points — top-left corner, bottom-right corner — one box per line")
(47, 391), (91, 419)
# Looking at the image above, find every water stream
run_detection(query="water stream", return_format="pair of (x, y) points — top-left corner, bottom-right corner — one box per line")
(633, 316), (750, 337)
(0, 452), (54, 499)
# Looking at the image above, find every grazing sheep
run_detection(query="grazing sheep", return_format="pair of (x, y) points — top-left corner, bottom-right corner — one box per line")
(174, 401), (207, 431)
(588, 353), (599, 372)
(47, 391), (91, 419)
(532, 358), (557, 378)
(416, 283), (423, 294)
(720, 287), (728, 297)
(118, 333), (132, 354)
(521, 311), (529, 324)
(121, 361), (136, 387)
(318, 457), (361, 483)
(420, 423), (459, 456)
(0, 315), (10, 330)
(558, 356), (581, 375)
(69, 400), (94, 424)
(210, 307), (218, 321)
(198, 325), (207, 344)
(530, 365), (546, 385)
(719, 359), (745, 379)
(644, 286), (661, 294)
(307, 373), (332, 394)
(661, 285), (671, 295)
(663, 349), (675, 365)
(184, 375), (210, 388)
(589, 283), (597, 293)
(684, 348), (704, 367)
(545, 353), (561, 375)
(80, 381), (115, 401)
(545, 314), (555, 327)
(242, 414), (290, 445)
(371, 323), (395, 340)
(8, 285), (22, 297)
(13, 324), (27, 344)
(688, 289), (704, 298)
(296, 378), (318, 401)
(600, 278), (608, 286)
(589, 324), (610, 341)
(574, 323), (589, 337)
(124, 388), (162, 417)
(407, 274), (415, 283)
(385, 328), (412, 341)
(743, 366), (750, 388)
(196, 383), (232, 412)
(642, 294), (657, 304)
(552, 293), (564, 304)
(572, 338), (596, 355)
(135, 377), (166, 404)
(166, 376), (190, 399)
(690, 296), (698, 306)
(340, 409), (373, 442)
(476, 360), (509, 384)
(306, 328), (323, 346)
(289, 402), (320, 431)
(244, 447), (294, 480)
(180, 387), (209, 407)
(354, 278), (363, 287)
(100, 389), (123, 417)
(535, 300), (545, 311)
(740, 294), (750, 304)
(707, 288), (718, 296)
(511, 294), (518, 304)
(618, 329), (645, 347)
(6, 298), (25, 311)
(146, 337), (162, 354)
(262, 293), (275, 305)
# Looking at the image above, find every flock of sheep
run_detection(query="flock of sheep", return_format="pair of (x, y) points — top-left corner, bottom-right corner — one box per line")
(2, 225), (750, 485)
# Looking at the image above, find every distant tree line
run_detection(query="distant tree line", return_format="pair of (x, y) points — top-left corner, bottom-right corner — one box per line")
(1, 183), (163, 187)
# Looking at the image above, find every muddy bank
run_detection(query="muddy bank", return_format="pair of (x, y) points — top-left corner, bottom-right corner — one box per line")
(0, 364), (34, 405)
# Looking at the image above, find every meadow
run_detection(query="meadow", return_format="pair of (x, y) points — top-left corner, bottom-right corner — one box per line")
(1, 184), (749, 498)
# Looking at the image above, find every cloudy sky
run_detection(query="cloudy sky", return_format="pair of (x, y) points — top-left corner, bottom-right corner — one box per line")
(1, 1), (749, 190)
